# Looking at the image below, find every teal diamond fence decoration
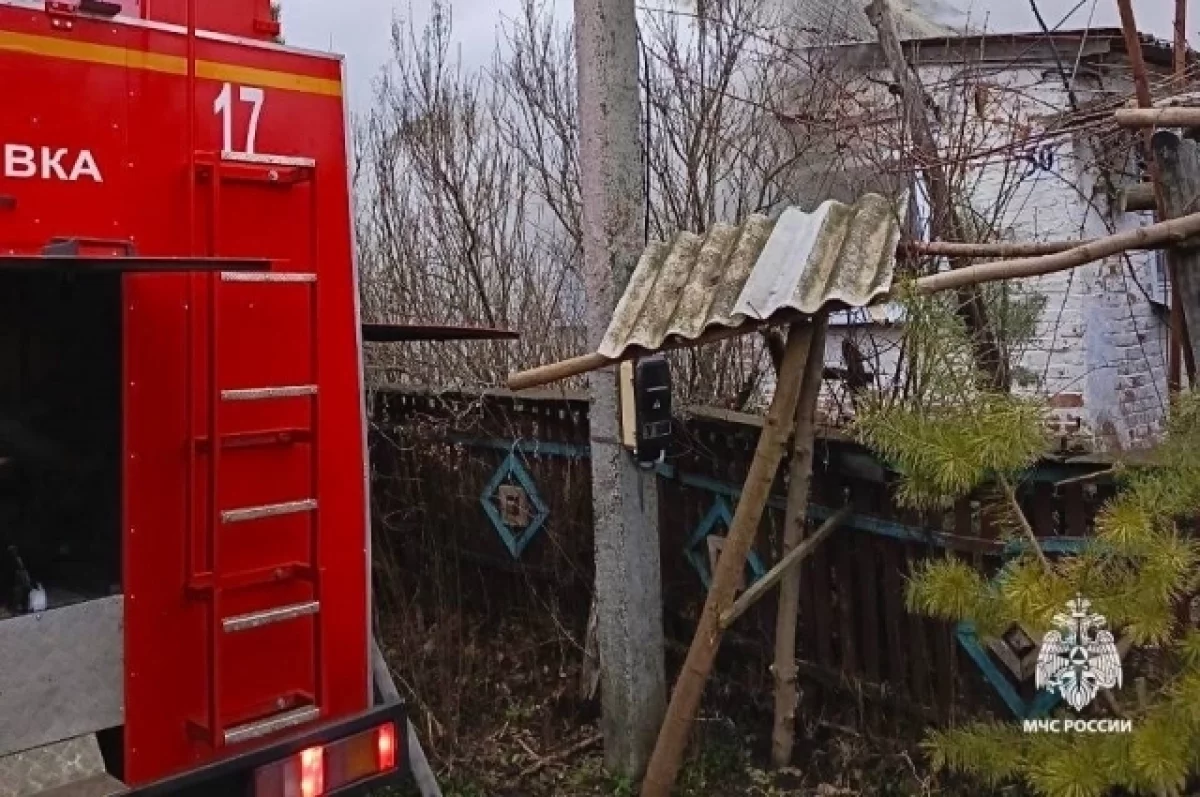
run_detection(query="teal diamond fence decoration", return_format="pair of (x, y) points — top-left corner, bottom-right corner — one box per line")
(953, 537), (1090, 719)
(480, 452), (550, 560)
(956, 621), (1060, 719)
(684, 497), (766, 589)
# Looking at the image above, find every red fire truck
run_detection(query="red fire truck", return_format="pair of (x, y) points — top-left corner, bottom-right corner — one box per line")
(0, 0), (409, 794)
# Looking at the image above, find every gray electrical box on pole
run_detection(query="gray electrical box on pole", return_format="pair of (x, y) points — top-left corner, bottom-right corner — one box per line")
(573, 0), (667, 776)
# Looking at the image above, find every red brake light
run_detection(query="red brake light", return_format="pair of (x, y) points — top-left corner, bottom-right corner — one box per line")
(377, 723), (397, 770)
(254, 722), (400, 796)
(300, 747), (324, 797)
(254, 745), (326, 797)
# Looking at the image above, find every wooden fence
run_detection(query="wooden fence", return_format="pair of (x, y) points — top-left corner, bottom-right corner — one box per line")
(369, 385), (1116, 724)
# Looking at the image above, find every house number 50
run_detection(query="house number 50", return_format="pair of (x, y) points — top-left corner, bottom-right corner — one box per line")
(214, 82), (266, 154)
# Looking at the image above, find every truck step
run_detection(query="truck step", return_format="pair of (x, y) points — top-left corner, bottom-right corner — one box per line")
(0, 735), (124, 797)
(25, 775), (125, 797)
(224, 704), (320, 746)
(221, 498), (317, 524)
(220, 384), (317, 402)
(194, 427), (313, 452)
(186, 562), (315, 595)
(223, 600), (320, 633)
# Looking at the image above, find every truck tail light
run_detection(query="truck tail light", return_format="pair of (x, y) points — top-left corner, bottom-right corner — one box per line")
(254, 723), (400, 796)
(300, 747), (324, 797)
(254, 744), (326, 792)
(377, 723), (396, 770)
(254, 746), (326, 797)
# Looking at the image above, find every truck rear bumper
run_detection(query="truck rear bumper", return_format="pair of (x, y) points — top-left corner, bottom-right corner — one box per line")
(125, 702), (407, 797)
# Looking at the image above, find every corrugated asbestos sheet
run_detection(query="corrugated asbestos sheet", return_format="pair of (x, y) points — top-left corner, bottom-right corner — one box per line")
(597, 193), (906, 359)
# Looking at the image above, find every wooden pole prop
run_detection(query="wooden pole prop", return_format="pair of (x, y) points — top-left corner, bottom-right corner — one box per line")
(1174, 0), (1188, 83)
(903, 232), (1182, 259)
(769, 314), (829, 769)
(1155, 133), (1200, 370)
(719, 505), (848, 631)
(1120, 183), (1158, 213)
(1114, 0), (1193, 390)
(506, 317), (785, 392)
(1172, 0), (1193, 386)
(1115, 108), (1200, 129)
(912, 210), (1200, 295)
(864, 0), (1005, 389)
(640, 323), (817, 797)
(903, 240), (1083, 258)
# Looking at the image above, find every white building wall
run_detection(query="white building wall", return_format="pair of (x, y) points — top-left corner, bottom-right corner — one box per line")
(811, 60), (1170, 451)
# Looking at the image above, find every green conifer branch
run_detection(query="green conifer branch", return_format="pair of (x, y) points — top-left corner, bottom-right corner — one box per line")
(851, 289), (1200, 797)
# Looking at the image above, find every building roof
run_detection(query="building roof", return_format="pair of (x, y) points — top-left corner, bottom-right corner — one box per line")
(825, 27), (1182, 70)
(597, 193), (905, 360)
(784, 0), (958, 46)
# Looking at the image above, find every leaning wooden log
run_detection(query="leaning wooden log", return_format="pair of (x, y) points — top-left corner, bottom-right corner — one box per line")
(506, 210), (1200, 392)
(1175, 0), (1189, 82)
(902, 228), (1181, 258)
(1119, 183), (1158, 213)
(1155, 132), (1200, 369)
(508, 351), (611, 392)
(903, 240), (1082, 258)
(506, 315), (788, 392)
(1115, 0), (1191, 392)
(1114, 107), (1200, 129)
(864, 0), (1004, 388)
(640, 323), (815, 797)
(719, 505), (849, 630)
(913, 209), (1200, 295)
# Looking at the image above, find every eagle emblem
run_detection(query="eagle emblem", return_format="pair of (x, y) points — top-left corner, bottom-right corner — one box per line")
(1035, 596), (1122, 711)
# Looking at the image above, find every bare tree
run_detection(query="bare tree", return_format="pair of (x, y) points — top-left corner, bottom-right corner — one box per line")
(357, 2), (586, 388)
(356, 0), (839, 409)
(355, 0), (1160, 418)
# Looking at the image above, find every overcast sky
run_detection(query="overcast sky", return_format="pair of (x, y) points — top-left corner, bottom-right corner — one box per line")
(279, 0), (1196, 110)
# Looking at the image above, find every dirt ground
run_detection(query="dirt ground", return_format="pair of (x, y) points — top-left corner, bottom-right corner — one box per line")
(372, 607), (967, 797)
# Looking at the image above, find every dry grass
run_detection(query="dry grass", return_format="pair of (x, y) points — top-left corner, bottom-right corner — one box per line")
(372, 558), (1005, 796)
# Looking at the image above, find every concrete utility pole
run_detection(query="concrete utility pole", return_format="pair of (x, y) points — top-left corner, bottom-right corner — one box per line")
(574, 0), (666, 777)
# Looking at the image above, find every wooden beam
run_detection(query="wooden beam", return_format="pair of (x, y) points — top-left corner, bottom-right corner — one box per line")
(1155, 133), (1200, 371)
(1119, 183), (1158, 213)
(903, 229), (1183, 257)
(641, 323), (815, 797)
(506, 204), (1200, 391)
(507, 210), (1200, 394)
(769, 316), (831, 769)
(718, 507), (846, 630)
(506, 316), (788, 392)
(1115, 0), (1157, 112)
(1115, 0), (1191, 391)
(1115, 108), (1200, 129)
(1173, 0), (1192, 391)
(913, 210), (1200, 295)
(864, 0), (1006, 389)
(904, 240), (1083, 258)
(1176, 0), (1188, 83)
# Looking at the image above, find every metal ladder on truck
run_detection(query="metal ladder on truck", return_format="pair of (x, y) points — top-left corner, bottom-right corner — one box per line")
(186, 149), (327, 750)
